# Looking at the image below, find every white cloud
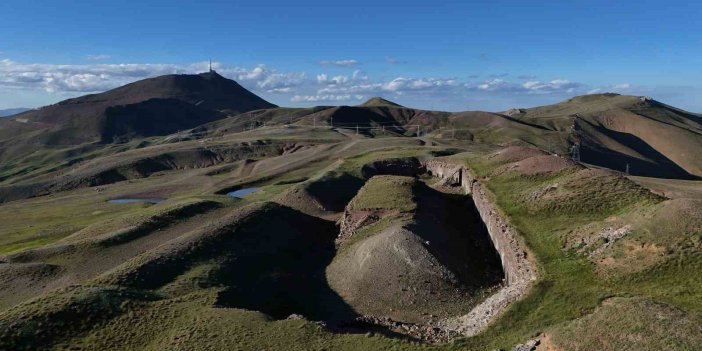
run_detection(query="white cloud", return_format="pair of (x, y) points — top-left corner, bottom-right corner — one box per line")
(473, 78), (582, 95)
(521, 79), (580, 94)
(319, 59), (358, 67)
(1, 57), (648, 112)
(478, 79), (513, 91)
(316, 76), (459, 97)
(267, 87), (293, 94)
(316, 74), (348, 85)
(331, 75), (348, 84)
(0, 59), (188, 93)
(384, 77), (459, 91)
(0, 59), (305, 95)
(352, 69), (368, 81)
(86, 54), (111, 61)
(238, 65), (265, 80)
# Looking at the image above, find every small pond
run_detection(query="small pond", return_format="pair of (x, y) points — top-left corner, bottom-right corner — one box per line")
(108, 198), (165, 204)
(227, 187), (259, 198)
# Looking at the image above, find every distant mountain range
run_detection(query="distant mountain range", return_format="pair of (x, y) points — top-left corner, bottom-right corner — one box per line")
(0, 71), (701, 180)
(0, 108), (31, 117)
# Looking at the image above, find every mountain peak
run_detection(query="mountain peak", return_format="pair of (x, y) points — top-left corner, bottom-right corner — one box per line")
(1, 72), (276, 145)
(198, 70), (225, 80)
(360, 97), (403, 108)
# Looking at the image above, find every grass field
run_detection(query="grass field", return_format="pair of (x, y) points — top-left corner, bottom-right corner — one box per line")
(0, 132), (700, 350)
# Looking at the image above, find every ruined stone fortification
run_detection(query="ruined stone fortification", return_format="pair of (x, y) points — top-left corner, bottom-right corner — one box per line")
(424, 159), (537, 336)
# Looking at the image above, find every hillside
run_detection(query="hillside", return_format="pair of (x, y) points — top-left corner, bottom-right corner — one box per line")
(0, 130), (699, 350)
(359, 96), (404, 108)
(0, 85), (701, 350)
(410, 94), (702, 179)
(0, 71), (275, 161)
(513, 94), (702, 178)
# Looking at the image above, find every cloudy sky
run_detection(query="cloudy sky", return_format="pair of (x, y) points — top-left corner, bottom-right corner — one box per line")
(1, 0), (701, 112)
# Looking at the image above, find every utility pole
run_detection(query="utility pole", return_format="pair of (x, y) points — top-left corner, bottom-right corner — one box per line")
(330, 117), (333, 128)
(356, 124), (359, 135)
(625, 163), (630, 175)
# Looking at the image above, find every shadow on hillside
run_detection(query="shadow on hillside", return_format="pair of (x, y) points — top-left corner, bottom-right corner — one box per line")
(213, 204), (357, 323)
(582, 123), (698, 180)
(407, 183), (505, 289)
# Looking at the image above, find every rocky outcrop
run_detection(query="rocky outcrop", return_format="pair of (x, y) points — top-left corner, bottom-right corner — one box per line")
(512, 337), (541, 351)
(336, 210), (383, 244)
(425, 159), (537, 337)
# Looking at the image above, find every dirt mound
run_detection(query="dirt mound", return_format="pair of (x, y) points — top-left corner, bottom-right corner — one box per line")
(0, 263), (61, 308)
(548, 297), (702, 351)
(511, 155), (576, 175)
(88, 201), (353, 323)
(519, 168), (662, 215)
(328, 225), (475, 323)
(327, 176), (503, 324)
(337, 176), (418, 243)
(566, 197), (702, 276)
(0, 285), (158, 350)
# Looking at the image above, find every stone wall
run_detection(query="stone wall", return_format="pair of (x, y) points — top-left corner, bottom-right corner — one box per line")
(424, 159), (463, 187)
(424, 160), (537, 336)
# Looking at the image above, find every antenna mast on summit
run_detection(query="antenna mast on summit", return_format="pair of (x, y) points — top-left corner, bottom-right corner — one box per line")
(209, 59), (213, 73)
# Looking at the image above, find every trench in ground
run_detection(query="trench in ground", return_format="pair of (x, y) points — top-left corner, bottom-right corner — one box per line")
(211, 171), (505, 335)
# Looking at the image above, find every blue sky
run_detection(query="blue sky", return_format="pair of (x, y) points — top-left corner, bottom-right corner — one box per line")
(1, 0), (701, 111)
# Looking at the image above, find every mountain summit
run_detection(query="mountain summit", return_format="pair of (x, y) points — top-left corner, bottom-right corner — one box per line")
(0, 72), (276, 147)
(360, 97), (404, 108)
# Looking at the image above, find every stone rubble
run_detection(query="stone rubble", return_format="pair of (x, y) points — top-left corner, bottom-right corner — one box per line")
(586, 225), (632, 257)
(512, 337), (540, 351)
